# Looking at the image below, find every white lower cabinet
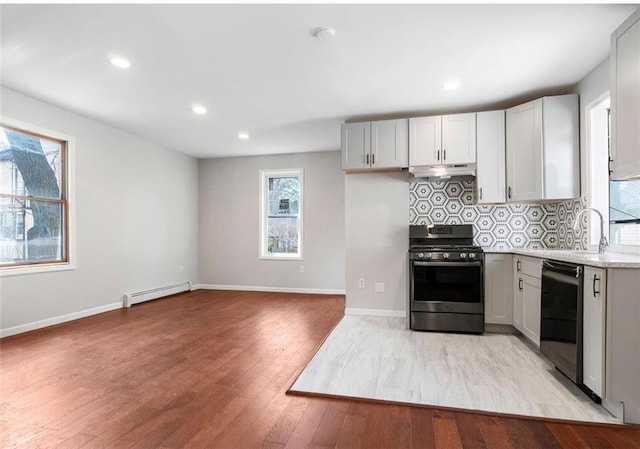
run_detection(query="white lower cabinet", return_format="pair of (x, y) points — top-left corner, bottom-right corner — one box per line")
(583, 266), (607, 398)
(513, 256), (542, 346)
(484, 254), (513, 324)
(513, 258), (523, 332)
(521, 274), (542, 347)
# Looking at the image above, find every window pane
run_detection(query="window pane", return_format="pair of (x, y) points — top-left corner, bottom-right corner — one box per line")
(609, 179), (640, 246)
(0, 198), (63, 264)
(0, 126), (62, 199)
(267, 217), (299, 254)
(268, 177), (299, 216)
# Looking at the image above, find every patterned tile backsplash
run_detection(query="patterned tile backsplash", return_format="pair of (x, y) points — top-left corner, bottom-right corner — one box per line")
(409, 180), (587, 249)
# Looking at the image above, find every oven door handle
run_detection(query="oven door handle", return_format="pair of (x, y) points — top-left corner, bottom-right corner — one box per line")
(413, 261), (482, 267)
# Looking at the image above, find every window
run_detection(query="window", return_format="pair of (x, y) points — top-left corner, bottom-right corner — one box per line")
(259, 169), (303, 259)
(587, 96), (640, 249)
(609, 180), (640, 245)
(0, 118), (74, 272)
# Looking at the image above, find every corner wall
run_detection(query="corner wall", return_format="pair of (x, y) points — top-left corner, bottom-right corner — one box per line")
(0, 87), (199, 335)
(198, 151), (345, 293)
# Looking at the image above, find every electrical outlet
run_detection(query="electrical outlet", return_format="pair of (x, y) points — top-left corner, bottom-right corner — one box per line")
(374, 282), (385, 293)
(179, 265), (184, 273)
(358, 278), (365, 288)
(299, 265), (304, 273)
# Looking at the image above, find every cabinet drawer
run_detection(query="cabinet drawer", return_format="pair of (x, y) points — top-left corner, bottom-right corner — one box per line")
(515, 256), (542, 278)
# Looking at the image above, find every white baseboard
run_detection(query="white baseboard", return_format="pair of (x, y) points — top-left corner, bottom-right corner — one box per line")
(1, 302), (122, 338)
(194, 284), (345, 295)
(345, 307), (406, 318)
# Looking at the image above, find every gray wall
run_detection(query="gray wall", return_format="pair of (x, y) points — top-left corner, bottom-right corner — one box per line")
(0, 87), (199, 334)
(344, 171), (409, 315)
(198, 151), (345, 292)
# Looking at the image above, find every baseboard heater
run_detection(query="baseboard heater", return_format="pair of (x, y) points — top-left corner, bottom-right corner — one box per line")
(123, 281), (192, 307)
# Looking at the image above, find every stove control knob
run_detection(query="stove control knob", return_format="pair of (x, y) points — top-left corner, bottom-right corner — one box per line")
(418, 253), (424, 259)
(460, 253), (467, 259)
(426, 252), (432, 259)
(469, 253), (476, 259)
(442, 252), (450, 259)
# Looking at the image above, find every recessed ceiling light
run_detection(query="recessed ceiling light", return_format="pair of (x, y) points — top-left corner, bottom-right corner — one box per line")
(109, 55), (131, 69)
(312, 27), (336, 40)
(442, 79), (461, 91)
(238, 132), (250, 140)
(191, 105), (207, 115)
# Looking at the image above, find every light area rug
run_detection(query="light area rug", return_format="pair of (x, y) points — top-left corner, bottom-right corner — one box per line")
(290, 315), (619, 424)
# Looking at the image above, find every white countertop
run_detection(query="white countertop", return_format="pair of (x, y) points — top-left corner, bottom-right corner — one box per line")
(483, 248), (640, 268)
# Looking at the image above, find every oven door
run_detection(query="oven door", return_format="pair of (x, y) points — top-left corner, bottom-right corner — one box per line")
(410, 260), (484, 314)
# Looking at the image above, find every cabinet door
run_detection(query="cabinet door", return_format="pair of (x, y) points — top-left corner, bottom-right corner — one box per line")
(513, 258), (523, 331)
(583, 266), (607, 398)
(506, 99), (543, 201)
(341, 122), (371, 170)
(476, 111), (506, 203)
(442, 113), (476, 164)
(409, 116), (441, 166)
(611, 8), (640, 180)
(485, 253), (513, 324)
(522, 274), (542, 347)
(371, 119), (408, 169)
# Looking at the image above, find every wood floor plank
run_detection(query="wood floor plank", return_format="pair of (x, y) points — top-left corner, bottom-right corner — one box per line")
(454, 412), (489, 449)
(410, 407), (436, 449)
(432, 414), (464, 449)
(311, 400), (350, 447)
(477, 416), (515, 449)
(2, 290), (639, 449)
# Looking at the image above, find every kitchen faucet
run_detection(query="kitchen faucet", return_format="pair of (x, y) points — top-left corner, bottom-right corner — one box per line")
(573, 207), (608, 254)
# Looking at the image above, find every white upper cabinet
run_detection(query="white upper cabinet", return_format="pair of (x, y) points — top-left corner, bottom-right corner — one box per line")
(409, 113), (476, 166)
(409, 116), (441, 166)
(476, 110), (506, 203)
(341, 122), (370, 170)
(505, 94), (579, 202)
(342, 119), (408, 171)
(442, 113), (476, 164)
(610, 7), (640, 180)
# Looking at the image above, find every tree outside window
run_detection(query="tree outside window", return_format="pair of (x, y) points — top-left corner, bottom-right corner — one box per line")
(0, 124), (68, 267)
(260, 169), (303, 259)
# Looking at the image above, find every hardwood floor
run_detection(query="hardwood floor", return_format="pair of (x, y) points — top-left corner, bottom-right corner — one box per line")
(1, 290), (638, 449)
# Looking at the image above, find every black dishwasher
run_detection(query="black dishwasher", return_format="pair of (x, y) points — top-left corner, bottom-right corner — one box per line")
(540, 260), (584, 387)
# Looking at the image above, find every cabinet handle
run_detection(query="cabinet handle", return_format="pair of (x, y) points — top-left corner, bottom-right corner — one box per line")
(516, 259), (521, 272)
(508, 186), (512, 199)
(479, 188), (483, 200)
(593, 274), (600, 296)
(443, 149), (447, 161)
(437, 150), (440, 162)
(372, 154), (375, 165)
(519, 278), (523, 292)
(366, 154), (370, 165)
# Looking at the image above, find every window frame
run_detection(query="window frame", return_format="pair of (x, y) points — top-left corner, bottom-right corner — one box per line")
(0, 116), (76, 276)
(585, 94), (640, 254)
(259, 168), (304, 260)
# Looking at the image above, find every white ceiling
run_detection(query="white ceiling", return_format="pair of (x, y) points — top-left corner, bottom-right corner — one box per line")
(1, 3), (637, 159)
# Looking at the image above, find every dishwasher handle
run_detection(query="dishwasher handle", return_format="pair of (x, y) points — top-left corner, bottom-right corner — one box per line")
(542, 260), (582, 278)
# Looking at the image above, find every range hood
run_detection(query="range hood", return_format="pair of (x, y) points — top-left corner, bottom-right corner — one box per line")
(409, 163), (476, 181)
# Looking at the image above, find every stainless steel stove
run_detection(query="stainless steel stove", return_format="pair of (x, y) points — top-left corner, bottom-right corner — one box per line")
(409, 224), (484, 333)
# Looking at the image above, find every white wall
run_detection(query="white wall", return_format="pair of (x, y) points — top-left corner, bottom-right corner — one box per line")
(198, 151), (345, 292)
(0, 87), (199, 335)
(570, 57), (610, 196)
(344, 171), (409, 316)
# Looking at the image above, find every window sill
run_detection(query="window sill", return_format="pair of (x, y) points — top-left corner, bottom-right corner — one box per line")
(259, 255), (303, 261)
(0, 261), (76, 277)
